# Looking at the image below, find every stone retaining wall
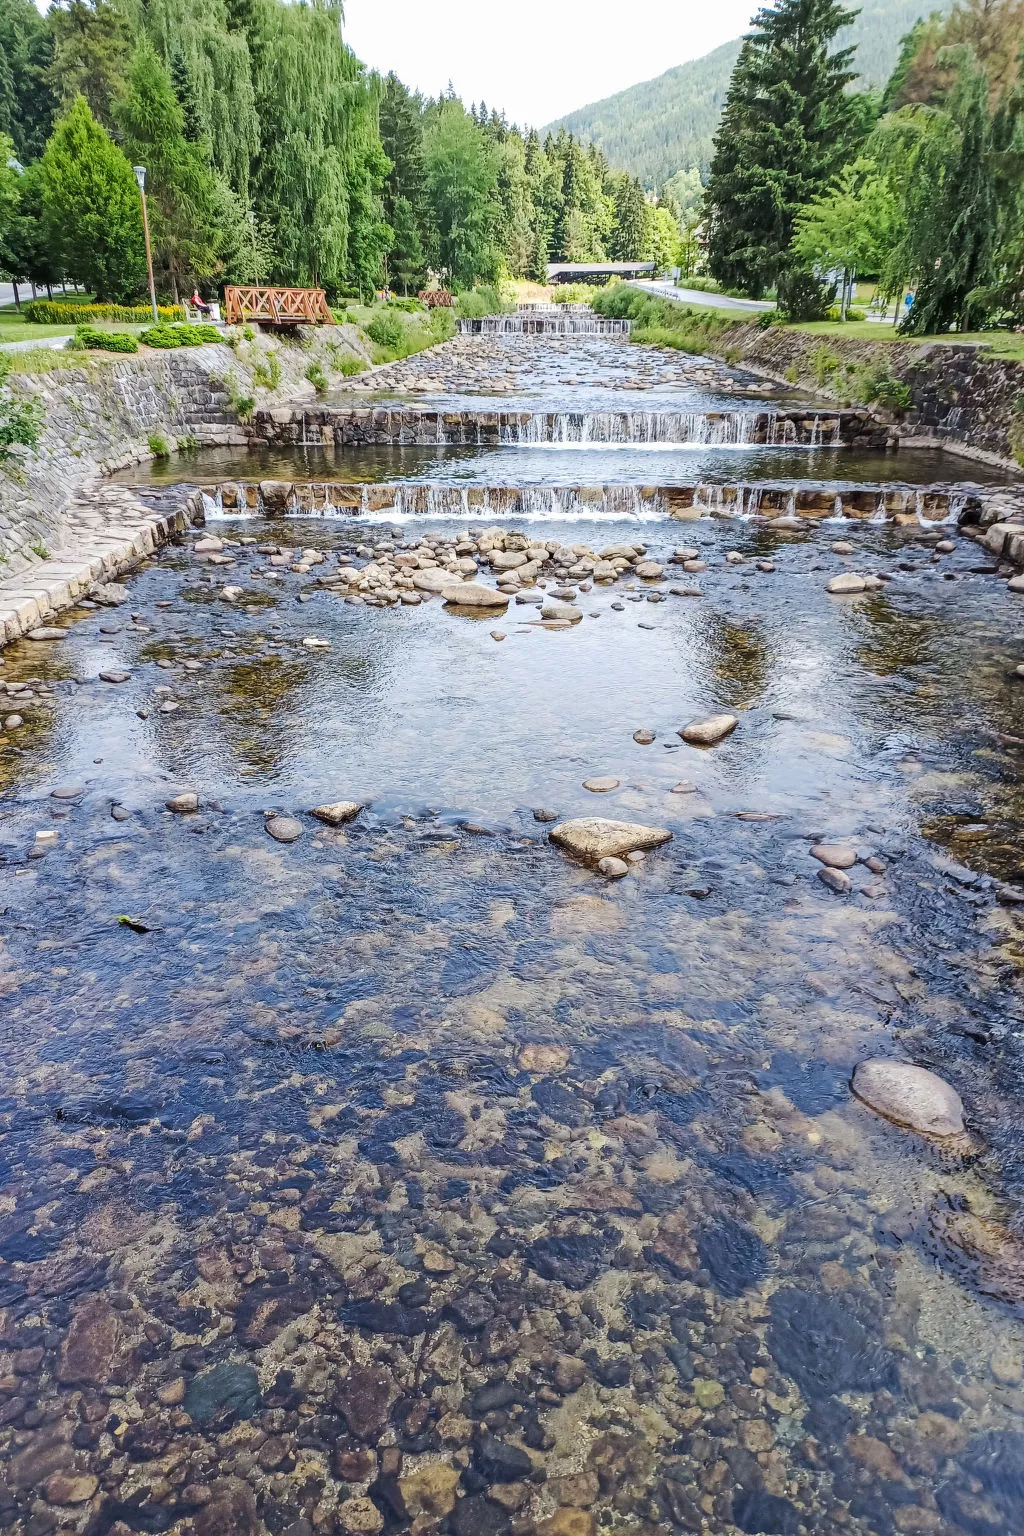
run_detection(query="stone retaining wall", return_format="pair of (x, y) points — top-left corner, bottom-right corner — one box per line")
(710, 323), (1024, 466)
(0, 325), (370, 576)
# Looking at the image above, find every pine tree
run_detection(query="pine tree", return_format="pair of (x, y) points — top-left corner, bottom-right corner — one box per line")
(0, 0), (56, 162)
(422, 97), (499, 287)
(379, 73), (429, 291)
(608, 173), (651, 260)
(49, 0), (134, 133)
(703, 0), (861, 301)
(39, 94), (146, 301)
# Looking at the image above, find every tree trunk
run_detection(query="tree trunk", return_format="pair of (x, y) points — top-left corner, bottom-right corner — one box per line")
(12, 281), (19, 311)
(840, 268), (849, 323)
(46, 282), (53, 300)
(893, 290), (903, 327)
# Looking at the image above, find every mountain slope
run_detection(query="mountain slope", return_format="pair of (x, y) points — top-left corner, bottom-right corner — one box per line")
(544, 0), (949, 187)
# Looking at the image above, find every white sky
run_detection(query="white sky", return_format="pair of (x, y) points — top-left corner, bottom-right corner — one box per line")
(343, 0), (760, 128)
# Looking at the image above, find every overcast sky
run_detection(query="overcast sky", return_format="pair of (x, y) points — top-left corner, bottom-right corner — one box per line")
(343, 0), (760, 128)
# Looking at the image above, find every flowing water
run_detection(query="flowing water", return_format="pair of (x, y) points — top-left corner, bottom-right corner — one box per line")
(3, 337), (1024, 1536)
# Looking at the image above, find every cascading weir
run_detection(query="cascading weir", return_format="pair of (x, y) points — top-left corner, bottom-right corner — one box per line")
(256, 405), (882, 449)
(202, 480), (979, 525)
(456, 315), (631, 335)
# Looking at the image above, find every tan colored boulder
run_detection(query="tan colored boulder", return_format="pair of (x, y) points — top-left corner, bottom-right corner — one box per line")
(826, 573), (867, 594)
(679, 713), (738, 746)
(550, 818), (672, 861)
(444, 582), (509, 608)
(413, 568), (462, 593)
(311, 801), (362, 826)
(811, 843), (857, 869)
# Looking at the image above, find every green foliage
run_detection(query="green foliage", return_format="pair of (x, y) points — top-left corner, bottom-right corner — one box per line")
(251, 351), (281, 390)
(221, 369), (255, 421)
(810, 343), (842, 384)
(791, 158), (901, 292)
(454, 284), (512, 318)
(591, 283), (744, 352)
(704, 0), (865, 299)
(24, 300), (185, 324)
(853, 363), (912, 408)
(39, 96), (146, 303)
(385, 296), (426, 312)
(30, 539), (49, 559)
(148, 432), (170, 456)
(305, 359), (329, 394)
(139, 322), (221, 347)
(337, 355), (366, 376)
(423, 98), (499, 288)
(73, 322), (138, 352)
(0, 352), (43, 460)
(552, 283), (598, 305)
(365, 311), (405, 350)
(0, 0), (57, 162)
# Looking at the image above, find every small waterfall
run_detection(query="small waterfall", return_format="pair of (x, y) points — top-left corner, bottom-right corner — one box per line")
(456, 316), (631, 336)
(201, 489), (222, 519)
(503, 410), (775, 446)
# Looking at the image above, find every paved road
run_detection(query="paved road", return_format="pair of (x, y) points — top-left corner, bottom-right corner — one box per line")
(633, 279), (775, 313)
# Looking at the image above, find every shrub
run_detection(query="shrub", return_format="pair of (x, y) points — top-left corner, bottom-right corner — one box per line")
(306, 360), (329, 394)
(148, 433), (170, 458)
(25, 300), (184, 325)
(221, 370), (256, 423)
(428, 308), (456, 342)
(140, 323), (221, 348)
(591, 284), (745, 357)
(552, 283), (598, 305)
(177, 434), (199, 451)
(810, 344), (841, 386)
(338, 355), (366, 377)
(31, 540), (49, 559)
(784, 364), (800, 384)
(365, 311), (404, 350)
(854, 367), (912, 410)
(825, 305), (866, 322)
(73, 324), (138, 353)
(0, 355), (43, 461)
(251, 352), (282, 390)
(386, 296), (426, 313)
(453, 285), (512, 319)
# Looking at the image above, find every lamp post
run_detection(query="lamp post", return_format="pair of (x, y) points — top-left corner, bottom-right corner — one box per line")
(134, 166), (158, 324)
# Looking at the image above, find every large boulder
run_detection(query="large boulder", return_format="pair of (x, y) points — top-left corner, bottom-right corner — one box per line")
(852, 1060), (964, 1136)
(444, 583), (509, 608)
(550, 818), (672, 861)
(679, 714), (738, 746)
(826, 573), (867, 594)
(414, 568), (462, 593)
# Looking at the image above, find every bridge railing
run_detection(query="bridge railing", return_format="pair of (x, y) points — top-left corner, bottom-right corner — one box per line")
(223, 286), (336, 326)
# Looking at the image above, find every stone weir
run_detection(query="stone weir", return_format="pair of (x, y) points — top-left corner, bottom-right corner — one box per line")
(255, 405), (886, 449)
(203, 479), (980, 525)
(456, 315), (631, 335)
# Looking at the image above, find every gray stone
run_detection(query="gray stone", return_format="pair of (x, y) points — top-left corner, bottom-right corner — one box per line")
(98, 669), (130, 683)
(583, 776), (620, 793)
(266, 815), (303, 843)
(444, 583), (509, 609)
(598, 856), (629, 878)
(26, 627), (67, 641)
(166, 792), (198, 813)
(818, 867), (851, 894)
(826, 573), (867, 594)
(852, 1060), (964, 1136)
(811, 843), (857, 869)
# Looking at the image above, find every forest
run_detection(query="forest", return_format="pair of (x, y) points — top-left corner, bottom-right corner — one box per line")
(703, 0), (1024, 331)
(0, 0), (681, 305)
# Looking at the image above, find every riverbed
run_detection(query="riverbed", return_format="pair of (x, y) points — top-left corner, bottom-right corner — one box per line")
(1, 334), (1024, 1536)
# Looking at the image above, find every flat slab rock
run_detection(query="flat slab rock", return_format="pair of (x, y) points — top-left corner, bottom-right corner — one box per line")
(852, 1059), (965, 1137)
(311, 801), (362, 826)
(550, 817), (672, 860)
(26, 627), (68, 641)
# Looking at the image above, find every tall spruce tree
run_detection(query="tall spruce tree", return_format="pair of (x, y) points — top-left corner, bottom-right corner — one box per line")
(0, 0), (56, 162)
(379, 73), (429, 292)
(703, 0), (861, 303)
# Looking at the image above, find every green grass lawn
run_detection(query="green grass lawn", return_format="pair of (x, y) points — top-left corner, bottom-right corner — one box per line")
(789, 318), (1024, 360)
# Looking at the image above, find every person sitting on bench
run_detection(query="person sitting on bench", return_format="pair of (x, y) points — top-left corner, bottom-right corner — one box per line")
(191, 289), (212, 316)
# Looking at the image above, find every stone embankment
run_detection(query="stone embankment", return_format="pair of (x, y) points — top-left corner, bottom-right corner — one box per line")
(707, 321), (1024, 466)
(0, 325), (371, 573)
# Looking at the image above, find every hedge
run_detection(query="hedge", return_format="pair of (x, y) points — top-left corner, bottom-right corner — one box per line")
(139, 323), (221, 348)
(72, 324), (139, 354)
(24, 300), (185, 325)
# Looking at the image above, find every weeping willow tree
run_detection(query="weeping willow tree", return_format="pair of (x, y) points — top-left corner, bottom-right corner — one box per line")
(248, 0), (390, 292)
(133, 0), (258, 197)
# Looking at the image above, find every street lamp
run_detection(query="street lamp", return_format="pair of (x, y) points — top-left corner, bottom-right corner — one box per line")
(134, 166), (158, 324)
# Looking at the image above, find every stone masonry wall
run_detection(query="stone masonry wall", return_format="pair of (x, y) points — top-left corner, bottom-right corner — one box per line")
(709, 324), (1024, 467)
(0, 324), (372, 577)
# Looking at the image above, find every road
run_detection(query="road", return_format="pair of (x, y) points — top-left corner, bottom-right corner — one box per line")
(632, 279), (775, 313)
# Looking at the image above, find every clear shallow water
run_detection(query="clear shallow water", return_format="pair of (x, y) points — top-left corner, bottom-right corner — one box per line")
(4, 512), (1024, 1535)
(117, 442), (1012, 491)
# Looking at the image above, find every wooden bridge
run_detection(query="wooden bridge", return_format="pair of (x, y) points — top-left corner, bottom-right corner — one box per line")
(223, 286), (336, 326)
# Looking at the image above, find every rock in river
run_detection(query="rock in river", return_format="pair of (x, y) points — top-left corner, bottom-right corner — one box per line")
(550, 818), (672, 861)
(184, 1362), (260, 1423)
(26, 627), (67, 641)
(166, 792), (198, 813)
(266, 815), (303, 843)
(678, 714), (738, 746)
(444, 582), (509, 608)
(811, 843), (857, 869)
(852, 1059), (964, 1136)
(311, 800), (362, 826)
(826, 573), (867, 594)
(583, 776), (620, 792)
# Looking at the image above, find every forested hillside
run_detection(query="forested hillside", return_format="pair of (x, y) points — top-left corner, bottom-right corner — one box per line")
(545, 0), (952, 185)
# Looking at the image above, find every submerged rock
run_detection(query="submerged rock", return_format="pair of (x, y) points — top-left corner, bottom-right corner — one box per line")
(931, 1210), (1024, 1306)
(166, 792), (198, 813)
(583, 776), (620, 792)
(598, 856), (629, 879)
(852, 1059), (964, 1136)
(26, 626), (67, 641)
(678, 714), (738, 746)
(768, 1288), (897, 1399)
(184, 1362), (260, 1424)
(265, 815), (303, 843)
(550, 818), (672, 860)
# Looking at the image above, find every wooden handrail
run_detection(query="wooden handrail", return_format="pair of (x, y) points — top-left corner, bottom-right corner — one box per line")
(223, 286), (337, 326)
